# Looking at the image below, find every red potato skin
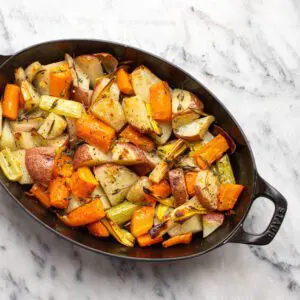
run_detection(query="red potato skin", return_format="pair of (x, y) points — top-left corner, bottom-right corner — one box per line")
(168, 168), (189, 207)
(73, 144), (93, 169)
(131, 151), (157, 176)
(189, 94), (204, 112)
(25, 147), (55, 184)
(113, 143), (146, 165)
(71, 86), (90, 109)
(195, 184), (217, 210)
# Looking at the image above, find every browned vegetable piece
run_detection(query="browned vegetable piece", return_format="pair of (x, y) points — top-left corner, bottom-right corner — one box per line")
(168, 168), (189, 207)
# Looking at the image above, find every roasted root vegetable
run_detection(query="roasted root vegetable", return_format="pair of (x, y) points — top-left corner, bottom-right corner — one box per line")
(174, 116), (215, 141)
(59, 198), (105, 227)
(168, 215), (202, 237)
(70, 167), (98, 198)
(131, 206), (155, 237)
(217, 183), (244, 211)
(49, 177), (70, 209)
(30, 183), (50, 208)
(2, 84), (20, 120)
(73, 144), (111, 169)
(25, 147), (55, 184)
(202, 213), (224, 238)
(39, 95), (83, 119)
(216, 154), (235, 184)
(137, 234), (163, 247)
(116, 68), (134, 95)
(0, 54), (245, 249)
(53, 153), (73, 178)
(20, 80), (40, 111)
(0, 148), (22, 181)
(106, 201), (138, 225)
(169, 168), (189, 207)
(87, 221), (109, 237)
(126, 176), (151, 204)
(162, 232), (192, 248)
(37, 112), (67, 139)
(76, 114), (115, 153)
(111, 143), (146, 165)
(131, 65), (160, 103)
(195, 168), (220, 210)
(49, 62), (72, 98)
(149, 81), (172, 122)
(184, 172), (198, 197)
(120, 125), (154, 152)
(90, 80), (126, 131)
(194, 134), (229, 169)
(12, 149), (33, 184)
(25, 61), (42, 83)
(94, 164), (138, 206)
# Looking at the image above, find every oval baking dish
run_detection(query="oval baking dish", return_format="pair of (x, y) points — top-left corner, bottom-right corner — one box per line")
(0, 39), (287, 261)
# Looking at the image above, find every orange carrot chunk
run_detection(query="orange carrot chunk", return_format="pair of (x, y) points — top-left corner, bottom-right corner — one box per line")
(120, 125), (154, 152)
(194, 134), (229, 169)
(87, 221), (110, 237)
(150, 81), (172, 122)
(49, 63), (72, 99)
(53, 153), (73, 178)
(184, 172), (198, 197)
(76, 114), (116, 153)
(162, 232), (193, 248)
(131, 206), (155, 237)
(149, 179), (171, 199)
(49, 177), (70, 209)
(116, 68), (134, 95)
(2, 84), (20, 120)
(30, 183), (51, 208)
(217, 183), (244, 211)
(137, 233), (163, 247)
(70, 167), (98, 198)
(60, 198), (105, 227)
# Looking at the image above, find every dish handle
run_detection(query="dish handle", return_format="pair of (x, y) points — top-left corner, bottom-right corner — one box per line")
(228, 172), (287, 245)
(0, 54), (11, 65)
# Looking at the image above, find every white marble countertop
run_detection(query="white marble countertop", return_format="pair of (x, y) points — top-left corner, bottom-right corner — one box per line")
(0, 0), (299, 299)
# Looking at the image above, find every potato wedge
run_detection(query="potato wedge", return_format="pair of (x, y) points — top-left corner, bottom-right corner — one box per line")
(37, 112), (67, 139)
(91, 77), (120, 104)
(111, 143), (146, 165)
(150, 122), (172, 145)
(94, 164), (138, 206)
(10, 117), (44, 133)
(71, 86), (91, 108)
(12, 149), (33, 184)
(172, 111), (199, 130)
(132, 150), (161, 176)
(123, 95), (154, 134)
(174, 116), (215, 141)
(169, 168), (189, 207)
(172, 89), (204, 115)
(202, 213), (224, 238)
(91, 88), (126, 132)
(75, 55), (103, 88)
(25, 61), (42, 83)
(131, 65), (161, 103)
(195, 169), (220, 210)
(93, 53), (118, 74)
(168, 215), (202, 237)
(73, 144), (111, 169)
(126, 176), (151, 203)
(65, 53), (89, 90)
(91, 185), (111, 210)
(25, 147), (55, 184)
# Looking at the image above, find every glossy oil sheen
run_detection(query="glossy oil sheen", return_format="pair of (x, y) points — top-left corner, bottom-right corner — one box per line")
(0, 40), (256, 261)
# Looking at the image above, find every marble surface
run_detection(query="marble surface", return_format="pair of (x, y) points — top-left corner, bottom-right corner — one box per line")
(0, 0), (299, 299)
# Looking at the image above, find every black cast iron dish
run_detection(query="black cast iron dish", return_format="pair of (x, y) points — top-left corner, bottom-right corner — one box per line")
(0, 40), (288, 261)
